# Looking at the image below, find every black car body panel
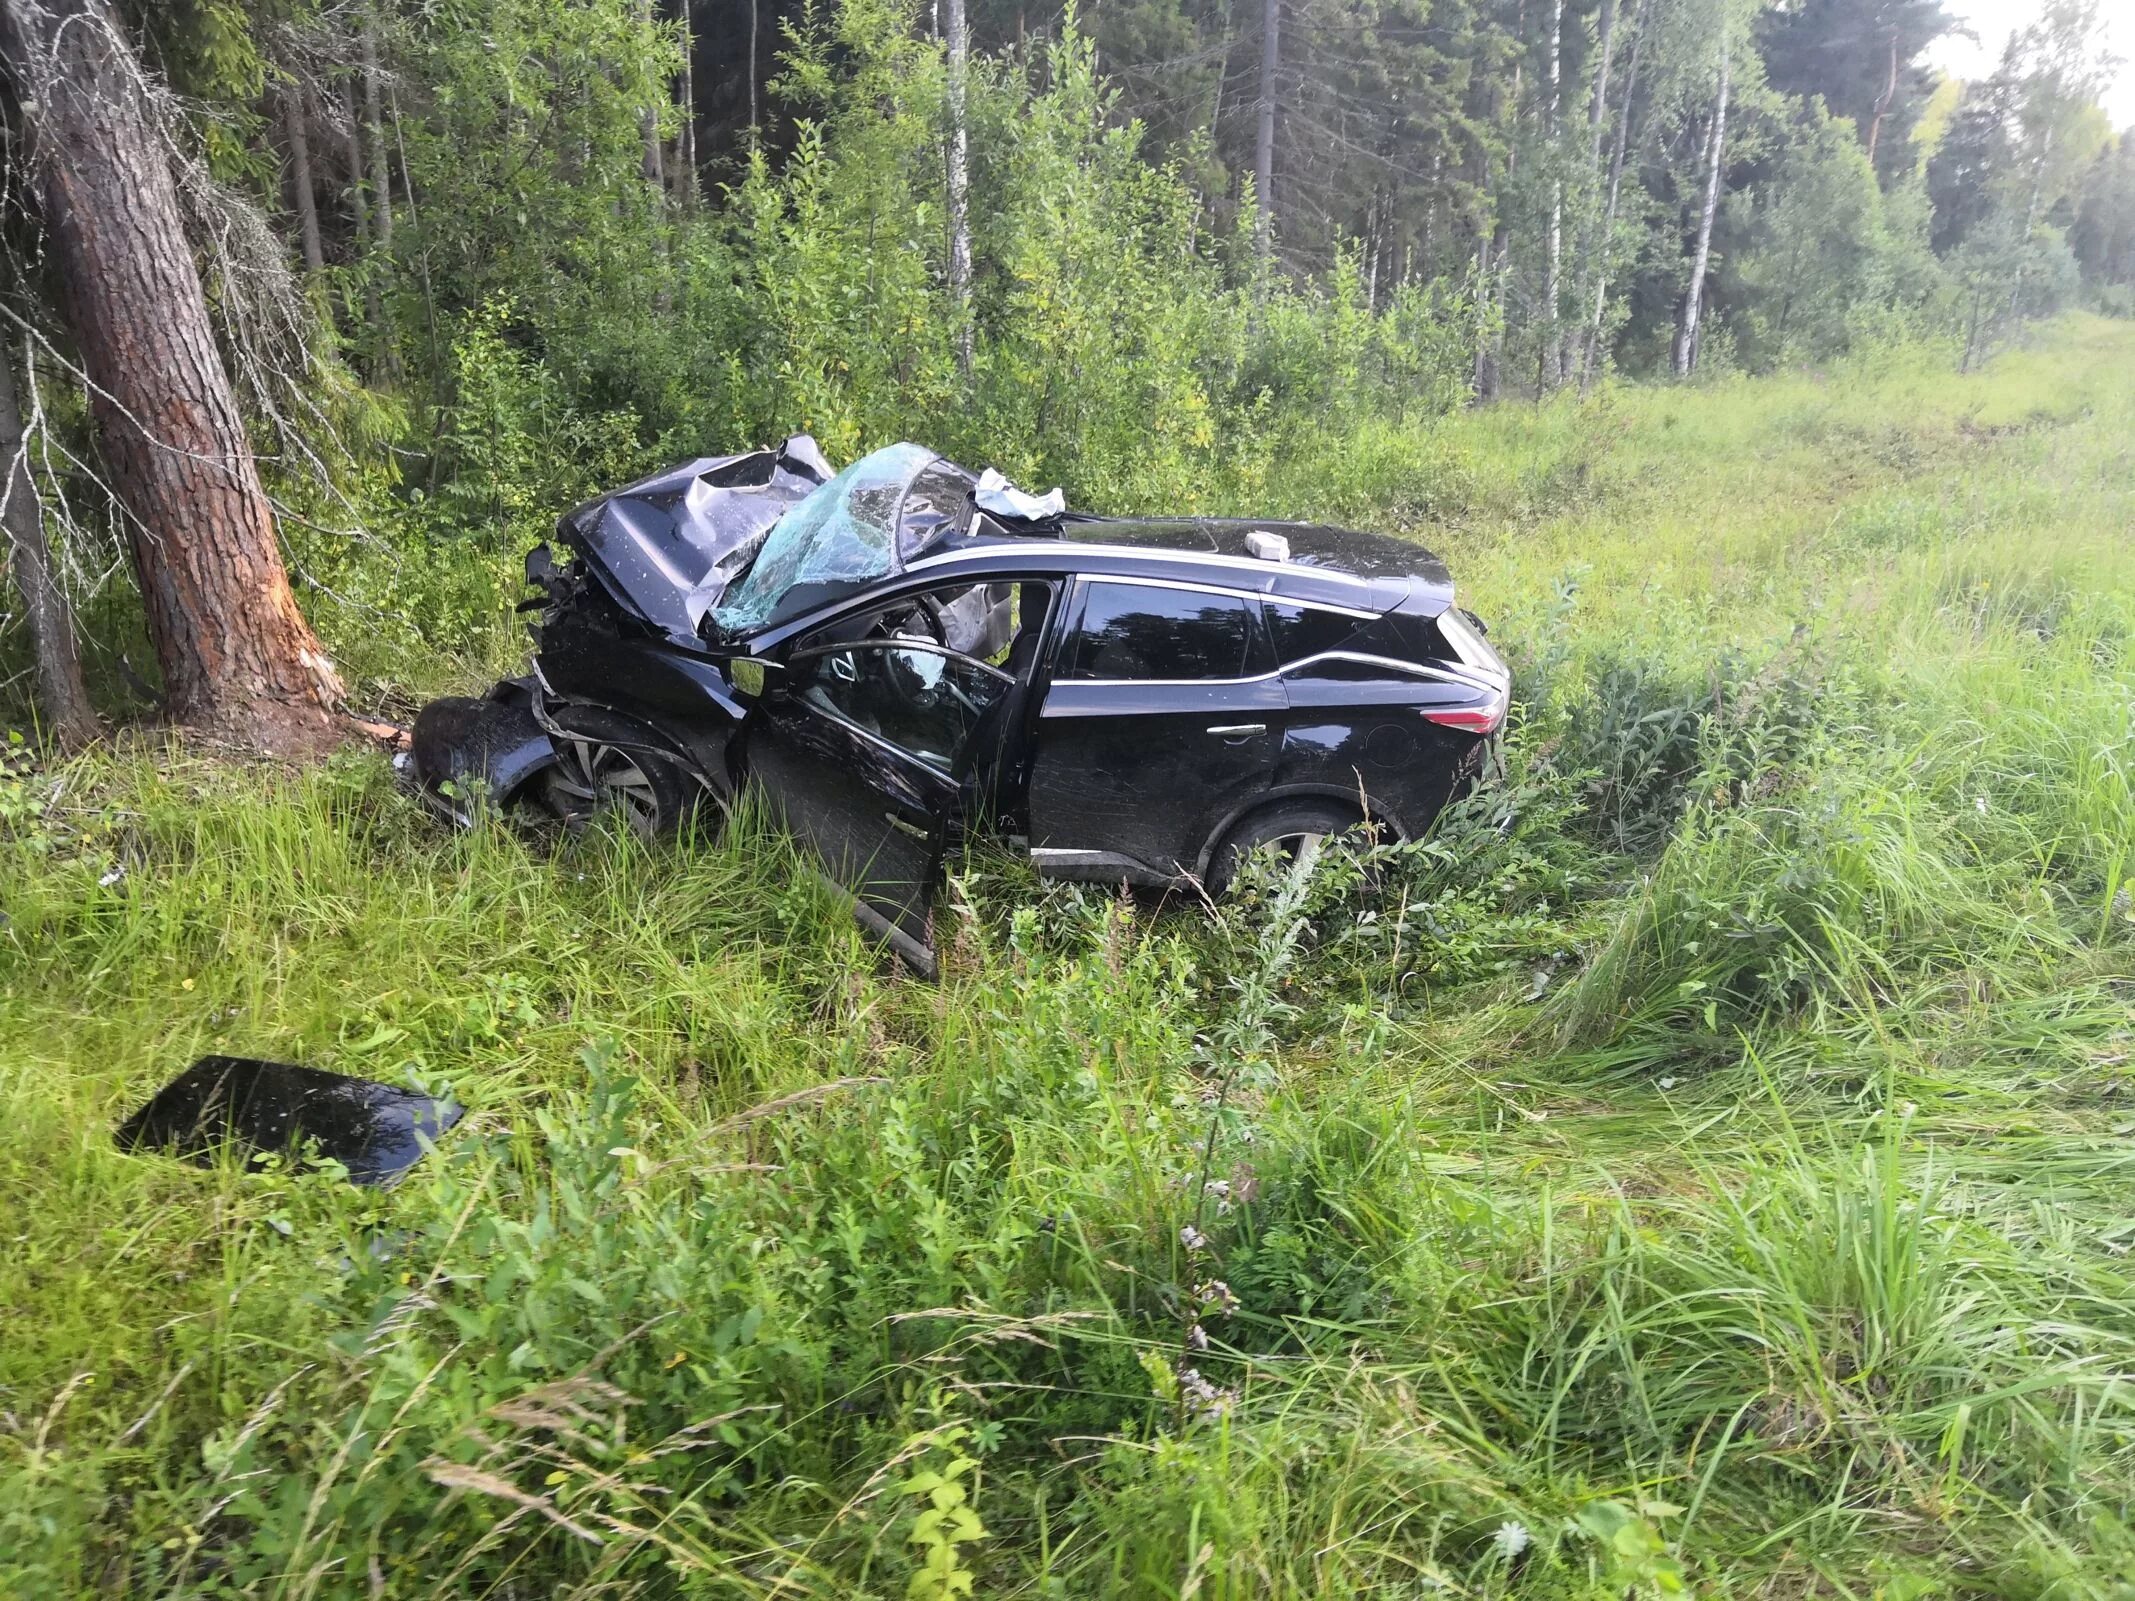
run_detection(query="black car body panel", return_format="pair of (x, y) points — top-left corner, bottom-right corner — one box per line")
(411, 441), (1508, 969)
(562, 434), (835, 639)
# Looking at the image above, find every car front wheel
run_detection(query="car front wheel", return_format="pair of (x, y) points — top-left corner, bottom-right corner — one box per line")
(534, 707), (701, 838)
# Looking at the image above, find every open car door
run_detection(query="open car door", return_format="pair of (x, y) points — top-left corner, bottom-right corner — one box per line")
(742, 639), (1016, 976)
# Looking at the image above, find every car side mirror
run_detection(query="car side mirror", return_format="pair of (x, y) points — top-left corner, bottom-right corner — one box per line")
(524, 543), (557, 591)
(729, 657), (785, 699)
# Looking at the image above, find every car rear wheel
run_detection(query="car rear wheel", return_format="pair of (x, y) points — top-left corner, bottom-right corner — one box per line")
(1207, 800), (1374, 897)
(533, 708), (699, 838)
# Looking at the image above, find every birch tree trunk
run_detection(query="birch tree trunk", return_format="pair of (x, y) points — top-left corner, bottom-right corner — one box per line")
(945, 0), (973, 377)
(1540, 0), (1564, 392)
(1586, 0), (1616, 165)
(673, 0), (697, 205)
(0, 333), (96, 748)
(0, 0), (343, 751)
(1672, 33), (1729, 379)
(282, 77), (326, 276)
(636, 0), (664, 189)
(1581, 0), (1645, 391)
(1254, 0), (1278, 269)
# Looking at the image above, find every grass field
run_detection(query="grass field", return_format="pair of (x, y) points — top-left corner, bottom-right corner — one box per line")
(3, 317), (2131, 1598)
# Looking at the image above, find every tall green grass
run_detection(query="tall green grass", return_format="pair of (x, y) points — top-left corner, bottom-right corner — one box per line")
(3, 317), (2132, 1597)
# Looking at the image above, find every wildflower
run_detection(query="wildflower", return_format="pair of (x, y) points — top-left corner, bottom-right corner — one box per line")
(1975, 794), (1990, 815)
(1196, 1279), (1240, 1316)
(1179, 1224), (1208, 1252)
(1187, 1323), (1209, 1350)
(1178, 1366), (1236, 1422)
(1491, 1520), (1531, 1559)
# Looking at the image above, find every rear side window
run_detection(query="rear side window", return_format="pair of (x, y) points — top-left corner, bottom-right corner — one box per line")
(1064, 583), (1265, 680)
(1265, 602), (1368, 666)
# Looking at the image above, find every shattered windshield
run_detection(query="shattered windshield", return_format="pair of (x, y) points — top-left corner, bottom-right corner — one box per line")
(710, 443), (970, 636)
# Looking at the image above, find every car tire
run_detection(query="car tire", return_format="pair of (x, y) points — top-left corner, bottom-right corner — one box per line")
(1206, 800), (1373, 897)
(532, 706), (701, 838)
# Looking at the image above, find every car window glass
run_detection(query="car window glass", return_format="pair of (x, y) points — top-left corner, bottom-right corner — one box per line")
(801, 582), (1025, 666)
(794, 644), (1009, 772)
(1065, 583), (1262, 680)
(896, 463), (976, 560)
(1265, 602), (1367, 665)
(712, 443), (948, 635)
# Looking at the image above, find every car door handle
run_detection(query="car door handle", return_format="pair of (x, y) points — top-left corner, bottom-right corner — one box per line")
(1205, 723), (1266, 737)
(884, 812), (931, 841)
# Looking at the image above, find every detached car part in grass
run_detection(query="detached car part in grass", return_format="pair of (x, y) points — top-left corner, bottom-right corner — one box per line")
(117, 1056), (462, 1186)
(411, 436), (1508, 974)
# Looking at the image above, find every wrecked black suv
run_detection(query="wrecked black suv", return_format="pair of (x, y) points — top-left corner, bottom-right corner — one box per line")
(412, 436), (1507, 972)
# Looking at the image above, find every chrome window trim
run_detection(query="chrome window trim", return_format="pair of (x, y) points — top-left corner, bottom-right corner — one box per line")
(903, 541), (1403, 597)
(1056, 649), (1496, 692)
(1073, 573), (1296, 609)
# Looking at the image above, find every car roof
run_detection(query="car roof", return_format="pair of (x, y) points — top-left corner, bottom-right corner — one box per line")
(908, 518), (1453, 616)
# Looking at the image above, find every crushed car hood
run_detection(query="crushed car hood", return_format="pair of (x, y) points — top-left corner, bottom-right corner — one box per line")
(560, 434), (835, 640)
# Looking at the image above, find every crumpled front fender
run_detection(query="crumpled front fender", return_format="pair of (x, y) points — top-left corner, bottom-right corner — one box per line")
(408, 692), (558, 826)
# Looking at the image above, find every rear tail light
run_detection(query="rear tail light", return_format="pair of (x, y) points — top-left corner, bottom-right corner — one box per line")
(1423, 605), (1509, 735)
(1421, 699), (1506, 734)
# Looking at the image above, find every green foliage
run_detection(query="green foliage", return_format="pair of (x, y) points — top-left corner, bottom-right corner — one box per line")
(7, 317), (2135, 1596)
(1730, 106), (1944, 367)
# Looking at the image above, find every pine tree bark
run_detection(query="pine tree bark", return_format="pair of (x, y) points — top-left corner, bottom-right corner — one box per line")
(362, 8), (393, 250)
(0, 333), (97, 748)
(0, 0), (343, 751)
(282, 77), (326, 276)
(1672, 33), (1729, 378)
(339, 72), (373, 249)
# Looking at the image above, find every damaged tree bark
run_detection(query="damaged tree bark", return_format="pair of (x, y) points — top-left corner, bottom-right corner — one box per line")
(0, 0), (343, 751)
(0, 332), (96, 748)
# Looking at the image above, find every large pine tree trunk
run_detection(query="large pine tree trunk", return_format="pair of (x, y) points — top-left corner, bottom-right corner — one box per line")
(1, 0), (343, 751)
(0, 332), (97, 748)
(1672, 34), (1729, 379)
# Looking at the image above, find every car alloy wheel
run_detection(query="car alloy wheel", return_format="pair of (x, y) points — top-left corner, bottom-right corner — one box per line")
(542, 735), (668, 835)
